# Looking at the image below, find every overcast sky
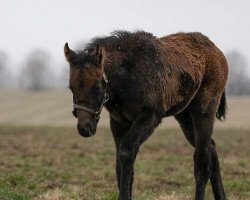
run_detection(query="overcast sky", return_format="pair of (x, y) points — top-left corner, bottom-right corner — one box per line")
(1, 0), (250, 73)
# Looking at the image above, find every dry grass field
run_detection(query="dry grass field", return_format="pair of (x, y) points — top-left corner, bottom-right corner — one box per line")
(0, 126), (249, 200)
(0, 89), (250, 200)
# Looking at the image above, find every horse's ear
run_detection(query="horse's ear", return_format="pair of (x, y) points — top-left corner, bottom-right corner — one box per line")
(64, 43), (76, 64)
(91, 44), (106, 68)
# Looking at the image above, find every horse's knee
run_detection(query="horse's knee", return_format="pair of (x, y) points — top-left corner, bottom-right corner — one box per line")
(119, 148), (131, 162)
(118, 142), (139, 164)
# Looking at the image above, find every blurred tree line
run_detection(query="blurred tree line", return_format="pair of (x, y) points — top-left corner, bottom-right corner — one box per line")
(0, 48), (68, 91)
(0, 48), (249, 95)
(226, 51), (250, 95)
(0, 51), (12, 88)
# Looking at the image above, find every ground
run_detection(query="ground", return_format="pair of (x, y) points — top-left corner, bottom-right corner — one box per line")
(0, 126), (249, 200)
(0, 90), (249, 199)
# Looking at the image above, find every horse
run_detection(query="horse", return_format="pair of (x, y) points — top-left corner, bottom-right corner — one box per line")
(64, 30), (228, 200)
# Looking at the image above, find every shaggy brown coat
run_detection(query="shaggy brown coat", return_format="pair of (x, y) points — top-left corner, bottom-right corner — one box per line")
(64, 30), (228, 200)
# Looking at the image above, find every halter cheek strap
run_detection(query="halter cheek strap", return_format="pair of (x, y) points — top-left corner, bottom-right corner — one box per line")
(73, 73), (109, 120)
(73, 104), (100, 117)
(73, 93), (109, 120)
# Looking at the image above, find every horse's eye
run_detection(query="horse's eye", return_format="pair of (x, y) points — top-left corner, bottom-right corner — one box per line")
(94, 84), (102, 93)
(93, 80), (102, 93)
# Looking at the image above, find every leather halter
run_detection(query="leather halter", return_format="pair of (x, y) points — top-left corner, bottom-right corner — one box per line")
(73, 73), (109, 120)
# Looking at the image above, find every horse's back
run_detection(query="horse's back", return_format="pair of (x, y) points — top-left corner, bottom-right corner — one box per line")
(159, 32), (227, 81)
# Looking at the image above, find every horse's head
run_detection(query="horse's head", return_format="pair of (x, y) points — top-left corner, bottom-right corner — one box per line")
(64, 43), (107, 137)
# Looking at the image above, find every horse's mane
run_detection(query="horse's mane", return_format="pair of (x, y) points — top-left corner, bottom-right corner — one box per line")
(85, 30), (156, 51)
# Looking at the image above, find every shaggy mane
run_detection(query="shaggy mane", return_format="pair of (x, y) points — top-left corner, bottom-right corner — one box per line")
(86, 30), (156, 51)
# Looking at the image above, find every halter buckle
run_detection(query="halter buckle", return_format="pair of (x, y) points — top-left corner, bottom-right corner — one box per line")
(104, 93), (109, 102)
(103, 73), (108, 83)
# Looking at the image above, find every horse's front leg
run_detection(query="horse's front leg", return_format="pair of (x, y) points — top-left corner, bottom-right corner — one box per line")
(117, 109), (161, 200)
(110, 117), (132, 191)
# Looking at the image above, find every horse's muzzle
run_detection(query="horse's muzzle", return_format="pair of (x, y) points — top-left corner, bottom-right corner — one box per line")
(77, 122), (95, 137)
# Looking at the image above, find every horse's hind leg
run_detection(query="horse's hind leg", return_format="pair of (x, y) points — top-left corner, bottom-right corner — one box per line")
(191, 111), (213, 200)
(175, 108), (226, 200)
(190, 98), (226, 200)
(174, 108), (195, 147)
(210, 139), (226, 199)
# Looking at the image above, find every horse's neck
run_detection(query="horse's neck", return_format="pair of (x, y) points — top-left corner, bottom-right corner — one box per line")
(103, 50), (124, 79)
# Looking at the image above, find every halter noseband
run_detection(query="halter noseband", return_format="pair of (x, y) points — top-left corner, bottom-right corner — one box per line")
(73, 73), (109, 120)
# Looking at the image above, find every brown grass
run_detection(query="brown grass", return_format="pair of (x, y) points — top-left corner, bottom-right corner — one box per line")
(0, 126), (249, 200)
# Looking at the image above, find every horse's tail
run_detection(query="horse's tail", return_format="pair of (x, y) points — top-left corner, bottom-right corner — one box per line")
(216, 91), (227, 121)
